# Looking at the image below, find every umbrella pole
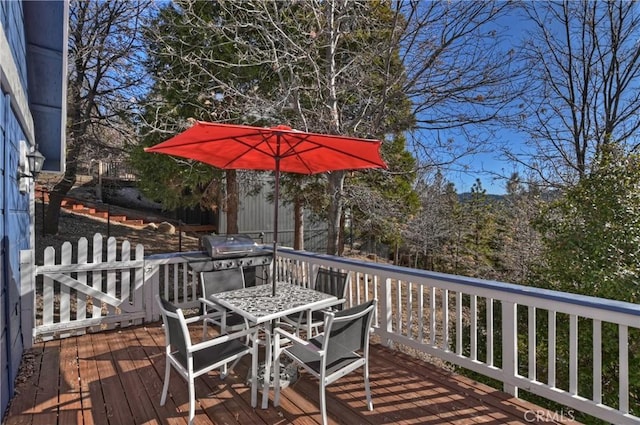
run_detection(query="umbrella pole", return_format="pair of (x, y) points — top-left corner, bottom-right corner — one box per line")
(272, 159), (280, 297)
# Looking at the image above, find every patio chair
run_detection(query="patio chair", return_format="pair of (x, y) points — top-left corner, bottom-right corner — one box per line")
(156, 295), (258, 424)
(199, 268), (249, 338)
(282, 268), (350, 337)
(274, 299), (377, 425)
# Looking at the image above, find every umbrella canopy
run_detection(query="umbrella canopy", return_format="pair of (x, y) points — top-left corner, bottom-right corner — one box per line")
(145, 120), (387, 295)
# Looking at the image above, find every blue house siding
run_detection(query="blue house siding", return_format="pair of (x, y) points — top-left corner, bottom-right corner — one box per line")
(0, 93), (31, 416)
(0, 88), (7, 422)
(5, 1), (27, 91)
(1, 0), (30, 415)
(0, 0), (67, 416)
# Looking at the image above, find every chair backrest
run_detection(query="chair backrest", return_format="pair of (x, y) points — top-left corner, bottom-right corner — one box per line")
(200, 267), (245, 297)
(157, 295), (191, 357)
(314, 268), (350, 304)
(323, 299), (376, 363)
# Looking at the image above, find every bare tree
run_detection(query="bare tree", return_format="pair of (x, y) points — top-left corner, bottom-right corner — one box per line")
(494, 173), (544, 284)
(403, 172), (461, 271)
(395, 1), (524, 175)
(45, 0), (149, 234)
(514, 0), (640, 186)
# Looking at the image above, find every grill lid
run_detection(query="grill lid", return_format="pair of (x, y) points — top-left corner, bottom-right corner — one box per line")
(201, 234), (258, 257)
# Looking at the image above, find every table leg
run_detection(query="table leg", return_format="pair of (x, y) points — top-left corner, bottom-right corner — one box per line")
(273, 330), (281, 407)
(250, 330), (259, 407)
(261, 321), (272, 409)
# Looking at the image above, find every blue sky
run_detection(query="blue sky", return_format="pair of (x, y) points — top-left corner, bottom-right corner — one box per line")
(437, 9), (532, 196)
(449, 153), (511, 195)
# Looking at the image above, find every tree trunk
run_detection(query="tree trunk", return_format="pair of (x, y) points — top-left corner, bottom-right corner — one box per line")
(43, 133), (84, 234)
(293, 197), (304, 250)
(225, 169), (239, 234)
(326, 171), (345, 255)
(394, 242), (399, 265)
(338, 212), (345, 256)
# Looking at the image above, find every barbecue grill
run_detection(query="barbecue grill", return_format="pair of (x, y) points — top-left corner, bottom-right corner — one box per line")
(184, 233), (273, 287)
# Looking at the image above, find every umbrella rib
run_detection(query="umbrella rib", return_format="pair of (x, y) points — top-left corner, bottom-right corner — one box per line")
(279, 135), (384, 172)
(219, 136), (277, 168)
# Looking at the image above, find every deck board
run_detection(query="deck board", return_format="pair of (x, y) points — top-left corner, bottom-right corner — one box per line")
(76, 330), (101, 425)
(4, 323), (579, 425)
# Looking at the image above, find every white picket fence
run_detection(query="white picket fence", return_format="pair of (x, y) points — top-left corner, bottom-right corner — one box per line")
(26, 234), (146, 341)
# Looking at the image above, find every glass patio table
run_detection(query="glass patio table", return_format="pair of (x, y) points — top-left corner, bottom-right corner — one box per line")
(208, 282), (339, 409)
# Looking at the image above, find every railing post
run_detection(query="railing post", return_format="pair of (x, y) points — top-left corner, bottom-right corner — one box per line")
(502, 300), (518, 397)
(20, 249), (35, 349)
(380, 274), (393, 347)
(144, 261), (160, 322)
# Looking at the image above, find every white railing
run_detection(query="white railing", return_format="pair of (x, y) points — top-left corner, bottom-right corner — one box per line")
(273, 248), (640, 425)
(143, 250), (202, 320)
(22, 238), (640, 424)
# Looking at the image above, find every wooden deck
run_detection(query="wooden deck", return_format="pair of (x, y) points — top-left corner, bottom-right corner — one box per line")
(4, 323), (578, 425)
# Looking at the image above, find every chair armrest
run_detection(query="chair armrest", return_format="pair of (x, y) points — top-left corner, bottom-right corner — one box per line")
(324, 298), (346, 310)
(198, 297), (226, 322)
(275, 328), (322, 355)
(189, 326), (257, 353)
(281, 297), (347, 329)
(182, 309), (221, 324)
(279, 313), (305, 329)
(183, 315), (206, 324)
(199, 297), (226, 312)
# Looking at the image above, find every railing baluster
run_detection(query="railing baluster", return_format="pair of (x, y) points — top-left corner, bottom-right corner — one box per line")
(43, 247), (54, 329)
(172, 263), (179, 303)
(549, 310), (556, 388)
(92, 234), (103, 319)
(407, 281), (413, 337)
(355, 275), (368, 304)
(443, 289), (449, 351)
(529, 306), (536, 381)
(430, 286), (436, 346)
(363, 271), (369, 304)
(487, 297), (494, 367)
(121, 241), (131, 327)
(471, 295), (477, 361)
(373, 274), (379, 328)
(60, 242), (71, 328)
(502, 300), (517, 396)
(418, 284), (424, 342)
(570, 314), (578, 394)
(593, 319), (602, 404)
(180, 263), (188, 303)
(76, 238), (88, 323)
(456, 291), (462, 355)
(106, 237), (116, 326)
(396, 280), (403, 334)
(162, 264), (169, 301)
(569, 314), (578, 394)
(620, 324), (629, 413)
(382, 275), (393, 346)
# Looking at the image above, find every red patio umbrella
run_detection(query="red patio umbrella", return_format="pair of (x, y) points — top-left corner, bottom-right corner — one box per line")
(145, 120), (387, 296)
